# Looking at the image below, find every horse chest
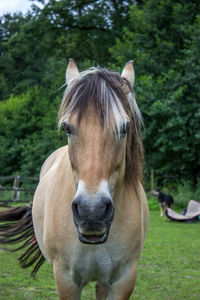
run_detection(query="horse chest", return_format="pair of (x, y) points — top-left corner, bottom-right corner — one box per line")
(70, 243), (128, 287)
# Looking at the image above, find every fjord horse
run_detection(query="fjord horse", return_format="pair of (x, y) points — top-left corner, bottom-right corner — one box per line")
(0, 60), (148, 299)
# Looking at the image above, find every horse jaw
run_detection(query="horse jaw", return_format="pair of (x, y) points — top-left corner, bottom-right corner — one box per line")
(121, 60), (135, 86)
(66, 58), (80, 84)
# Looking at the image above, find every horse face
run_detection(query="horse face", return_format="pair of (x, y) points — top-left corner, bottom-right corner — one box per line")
(61, 59), (136, 244)
(65, 111), (128, 244)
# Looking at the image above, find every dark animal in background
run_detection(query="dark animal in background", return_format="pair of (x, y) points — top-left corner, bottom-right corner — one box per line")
(152, 188), (174, 216)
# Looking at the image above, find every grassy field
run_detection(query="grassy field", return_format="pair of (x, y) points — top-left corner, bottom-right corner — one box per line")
(0, 209), (200, 299)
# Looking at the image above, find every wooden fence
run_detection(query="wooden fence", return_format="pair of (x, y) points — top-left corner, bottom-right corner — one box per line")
(0, 175), (39, 206)
(145, 169), (178, 191)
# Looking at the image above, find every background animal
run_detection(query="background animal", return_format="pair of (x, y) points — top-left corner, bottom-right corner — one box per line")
(152, 188), (174, 216)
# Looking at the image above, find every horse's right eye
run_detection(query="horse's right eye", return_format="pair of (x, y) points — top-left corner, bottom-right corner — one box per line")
(63, 123), (73, 137)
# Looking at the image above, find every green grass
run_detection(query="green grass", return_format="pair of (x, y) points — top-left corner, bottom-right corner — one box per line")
(0, 210), (200, 299)
(134, 212), (200, 300)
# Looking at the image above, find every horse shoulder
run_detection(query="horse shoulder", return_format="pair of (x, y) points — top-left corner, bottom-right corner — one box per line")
(39, 145), (69, 179)
(33, 145), (73, 261)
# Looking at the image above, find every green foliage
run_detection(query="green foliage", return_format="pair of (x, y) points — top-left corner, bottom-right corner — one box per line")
(171, 181), (200, 208)
(0, 0), (135, 100)
(0, 86), (66, 176)
(0, 0), (199, 185)
(146, 194), (159, 211)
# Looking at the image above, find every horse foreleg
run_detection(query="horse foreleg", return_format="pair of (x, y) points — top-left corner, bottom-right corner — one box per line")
(53, 264), (81, 300)
(95, 282), (108, 300)
(109, 262), (138, 300)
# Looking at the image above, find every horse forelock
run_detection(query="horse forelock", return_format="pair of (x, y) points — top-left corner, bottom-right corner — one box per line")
(58, 68), (143, 188)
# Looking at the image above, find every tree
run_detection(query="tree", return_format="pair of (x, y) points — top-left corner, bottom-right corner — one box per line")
(110, 0), (200, 185)
(0, 0), (136, 100)
(0, 12), (30, 99)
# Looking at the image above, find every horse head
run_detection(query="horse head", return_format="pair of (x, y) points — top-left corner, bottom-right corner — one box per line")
(58, 59), (142, 244)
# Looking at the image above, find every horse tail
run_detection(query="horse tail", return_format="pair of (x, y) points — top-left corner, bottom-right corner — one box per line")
(0, 204), (45, 276)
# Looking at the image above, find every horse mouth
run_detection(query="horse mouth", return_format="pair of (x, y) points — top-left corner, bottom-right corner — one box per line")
(77, 228), (109, 244)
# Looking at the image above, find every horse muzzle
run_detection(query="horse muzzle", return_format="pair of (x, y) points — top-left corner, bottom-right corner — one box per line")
(71, 195), (114, 244)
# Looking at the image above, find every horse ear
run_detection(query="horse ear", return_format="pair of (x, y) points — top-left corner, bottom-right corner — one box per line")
(121, 60), (135, 86)
(66, 58), (80, 83)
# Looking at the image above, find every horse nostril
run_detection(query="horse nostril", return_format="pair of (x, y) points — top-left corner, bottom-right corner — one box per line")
(74, 203), (78, 213)
(106, 202), (112, 215)
(72, 200), (80, 221)
(101, 197), (114, 220)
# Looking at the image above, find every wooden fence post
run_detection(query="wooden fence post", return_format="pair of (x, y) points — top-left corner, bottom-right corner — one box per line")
(12, 175), (20, 202)
(151, 168), (154, 191)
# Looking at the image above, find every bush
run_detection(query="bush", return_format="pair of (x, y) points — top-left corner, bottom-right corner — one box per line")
(172, 182), (200, 208)
(0, 86), (66, 177)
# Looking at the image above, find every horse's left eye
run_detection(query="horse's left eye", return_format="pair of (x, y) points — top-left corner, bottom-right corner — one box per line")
(121, 121), (130, 137)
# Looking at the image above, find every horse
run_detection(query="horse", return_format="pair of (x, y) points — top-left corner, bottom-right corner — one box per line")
(0, 59), (149, 299)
